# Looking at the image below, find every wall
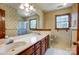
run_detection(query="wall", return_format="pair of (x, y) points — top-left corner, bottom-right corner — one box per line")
(0, 3), (44, 37)
(44, 7), (72, 50)
(0, 4), (18, 37)
(44, 7), (72, 29)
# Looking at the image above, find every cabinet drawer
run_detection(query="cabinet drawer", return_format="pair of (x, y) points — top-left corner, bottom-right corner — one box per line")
(41, 39), (45, 44)
(41, 41), (45, 54)
(35, 41), (40, 49)
(35, 47), (41, 55)
(41, 45), (45, 55)
(45, 39), (48, 43)
(19, 46), (34, 55)
(41, 41), (45, 47)
(45, 43), (48, 51)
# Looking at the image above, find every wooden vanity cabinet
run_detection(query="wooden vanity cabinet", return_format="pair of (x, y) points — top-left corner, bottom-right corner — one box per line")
(35, 47), (41, 55)
(18, 45), (34, 55)
(45, 35), (49, 51)
(18, 35), (49, 55)
(41, 38), (46, 55)
(34, 41), (41, 55)
(35, 41), (41, 49)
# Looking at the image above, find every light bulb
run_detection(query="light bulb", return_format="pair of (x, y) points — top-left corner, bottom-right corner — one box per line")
(25, 8), (29, 12)
(19, 4), (24, 9)
(30, 5), (34, 10)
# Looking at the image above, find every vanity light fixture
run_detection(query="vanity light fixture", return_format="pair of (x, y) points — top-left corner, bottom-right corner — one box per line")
(19, 3), (35, 12)
(24, 3), (29, 8)
(19, 3), (35, 16)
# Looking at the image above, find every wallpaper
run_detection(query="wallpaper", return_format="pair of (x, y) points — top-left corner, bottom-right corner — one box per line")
(0, 4), (18, 37)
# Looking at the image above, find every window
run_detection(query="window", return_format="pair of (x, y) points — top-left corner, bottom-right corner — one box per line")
(55, 14), (71, 30)
(18, 21), (27, 35)
(30, 19), (37, 29)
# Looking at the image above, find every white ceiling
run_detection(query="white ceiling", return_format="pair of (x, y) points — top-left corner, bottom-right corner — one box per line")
(34, 3), (73, 12)
(5, 3), (20, 9)
(4, 3), (73, 17)
(5, 3), (36, 17)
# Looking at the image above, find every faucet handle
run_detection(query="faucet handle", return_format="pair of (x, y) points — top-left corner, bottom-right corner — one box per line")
(6, 39), (14, 45)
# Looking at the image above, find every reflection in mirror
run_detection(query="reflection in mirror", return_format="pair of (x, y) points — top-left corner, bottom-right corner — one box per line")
(0, 3), (40, 38)
(30, 19), (37, 29)
(26, 14), (39, 31)
(17, 3), (39, 36)
(17, 20), (28, 35)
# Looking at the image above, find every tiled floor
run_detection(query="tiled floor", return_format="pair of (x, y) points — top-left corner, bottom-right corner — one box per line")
(50, 39), (71, 51)
(45, 48), (71, 55)
(48, 39), (72, 55)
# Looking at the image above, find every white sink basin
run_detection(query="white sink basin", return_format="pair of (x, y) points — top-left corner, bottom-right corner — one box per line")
(0, 41), (26, 54)
(7, 41), (26, 52)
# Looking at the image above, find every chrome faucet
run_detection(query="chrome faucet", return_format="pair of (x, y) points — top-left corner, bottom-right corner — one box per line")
(6, 39), (14, 45)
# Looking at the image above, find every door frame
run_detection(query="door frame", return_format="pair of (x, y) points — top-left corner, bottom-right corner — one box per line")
(77, 3), (79, 55)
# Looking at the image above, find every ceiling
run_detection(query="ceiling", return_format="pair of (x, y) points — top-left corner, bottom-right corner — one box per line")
(5, 3), (20, 9)
(5, 3), (73, 17)
(34, 3), (73, 12)
(5, 3), (36, 17)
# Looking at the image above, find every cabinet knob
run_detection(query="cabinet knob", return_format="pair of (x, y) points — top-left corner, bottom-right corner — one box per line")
(73, 42), (77, 45)
(73, 41), (79, 45)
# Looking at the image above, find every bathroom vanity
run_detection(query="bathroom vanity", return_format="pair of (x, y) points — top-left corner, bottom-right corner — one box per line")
(18, 35), (49, 55)
(0, 31), (50, 55)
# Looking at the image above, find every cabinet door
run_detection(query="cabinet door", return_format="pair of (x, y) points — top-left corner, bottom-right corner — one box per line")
(0, 20), (5, 38)
(35, 47), (41, 55)
(35, 41), (40, 49)
(35, 41), (41, 55)
(41, 39), (46, 55)
(45, 35), (49, 51)
(0, 9), (5, 39)
(18, 46), (34, 55)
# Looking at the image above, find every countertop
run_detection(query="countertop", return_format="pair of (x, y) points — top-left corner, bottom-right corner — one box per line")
(0, 31), (50, 55)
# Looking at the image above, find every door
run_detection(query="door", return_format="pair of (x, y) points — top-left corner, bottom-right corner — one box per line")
(73, 3), (79, 55)
(76, 3), (79, 55)
(0, 9), (5, 39)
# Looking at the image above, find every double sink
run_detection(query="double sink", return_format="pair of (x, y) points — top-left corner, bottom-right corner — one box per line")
(7, 41), (26, 52)
(0, 33), (42, 54)
(0, 39), (27, 54)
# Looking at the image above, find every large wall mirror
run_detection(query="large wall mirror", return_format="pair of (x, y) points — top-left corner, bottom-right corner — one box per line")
(0, 3), (40, 38)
